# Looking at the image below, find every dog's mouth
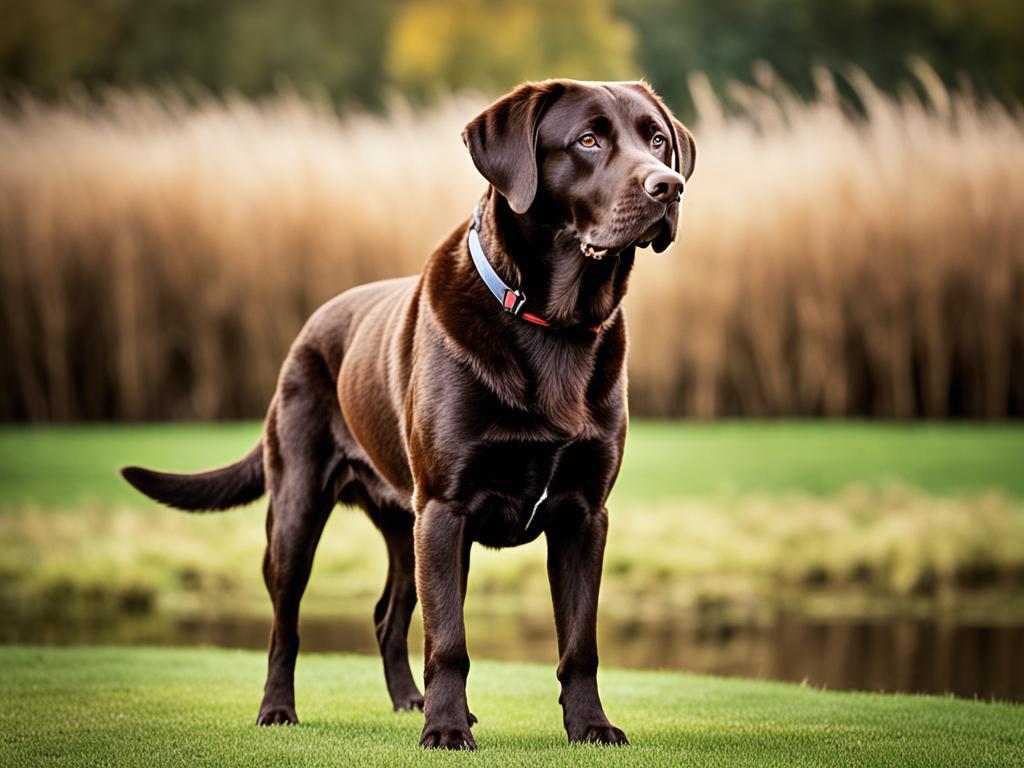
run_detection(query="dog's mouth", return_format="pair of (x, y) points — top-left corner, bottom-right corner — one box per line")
(579, 241), (612, 260)
(579, 219), (667, 261)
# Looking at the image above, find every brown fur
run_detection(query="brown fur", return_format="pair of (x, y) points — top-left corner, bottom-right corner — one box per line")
(122, 78), (695, 749)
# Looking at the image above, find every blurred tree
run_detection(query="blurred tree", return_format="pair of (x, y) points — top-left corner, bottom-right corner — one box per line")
(386, 0), (637, 100)
(0, 0), (1021, 112)
(0, 0), (397, 109)
(617, 0), (1024, 119)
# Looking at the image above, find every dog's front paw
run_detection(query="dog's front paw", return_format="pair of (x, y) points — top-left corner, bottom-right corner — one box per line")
(256, 703), (299, 726)
(568, 722), (629, 746)
(419, 722), (477, 750)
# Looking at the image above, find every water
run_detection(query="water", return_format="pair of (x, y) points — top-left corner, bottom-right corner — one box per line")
(5, 608), (1021, 701)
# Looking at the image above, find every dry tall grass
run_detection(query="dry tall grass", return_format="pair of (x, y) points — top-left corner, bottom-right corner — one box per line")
(1, 68), (1022, 420)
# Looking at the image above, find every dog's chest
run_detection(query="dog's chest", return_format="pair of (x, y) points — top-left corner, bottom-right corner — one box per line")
(457, 442), (565, 547)
(454, 437), (614, 548)
(524, 347), (605, 438)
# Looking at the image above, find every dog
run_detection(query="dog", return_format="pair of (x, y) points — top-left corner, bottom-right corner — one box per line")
(122, 78), (695, 750)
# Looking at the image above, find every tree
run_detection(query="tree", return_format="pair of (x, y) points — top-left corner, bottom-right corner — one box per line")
(387, 0), (637, 101)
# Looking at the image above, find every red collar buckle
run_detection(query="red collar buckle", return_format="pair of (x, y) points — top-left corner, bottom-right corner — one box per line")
(502, 288), (527, 315)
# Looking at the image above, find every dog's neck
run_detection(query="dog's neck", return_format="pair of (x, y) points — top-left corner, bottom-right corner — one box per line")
(474, 189), (635, 333)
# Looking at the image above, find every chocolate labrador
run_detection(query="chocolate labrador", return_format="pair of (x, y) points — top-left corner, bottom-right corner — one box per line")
(122, 78), (695, 749)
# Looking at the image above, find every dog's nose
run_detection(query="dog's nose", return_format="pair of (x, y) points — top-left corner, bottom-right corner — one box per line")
(643, 168), (684, 202)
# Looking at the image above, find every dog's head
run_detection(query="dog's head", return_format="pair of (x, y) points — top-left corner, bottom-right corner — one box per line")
(462, 79), (696, 256)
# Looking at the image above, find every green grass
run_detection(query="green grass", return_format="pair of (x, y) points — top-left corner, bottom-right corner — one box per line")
(614, 421), (1024, 501)
(2, 646), (1021, 767)
(1, 421), (1023, 509)
(0, 423), (262, 509)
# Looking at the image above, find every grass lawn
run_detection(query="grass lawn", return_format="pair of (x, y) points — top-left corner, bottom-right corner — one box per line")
(616, 421), (1024, 501)
(1, 421), (1023, 509)
(2, 645), (1021, 767)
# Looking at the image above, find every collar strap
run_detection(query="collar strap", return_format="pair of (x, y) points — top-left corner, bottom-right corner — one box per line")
(467, 204), (599, 333)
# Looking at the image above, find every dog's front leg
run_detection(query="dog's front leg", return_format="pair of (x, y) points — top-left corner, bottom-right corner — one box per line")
(546, 504), (628, 745)
(414, 500), (476, 750)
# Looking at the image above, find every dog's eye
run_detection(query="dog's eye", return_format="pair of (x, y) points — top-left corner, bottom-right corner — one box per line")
(577, 133), (599, 149)
(652, 133), (666, 148)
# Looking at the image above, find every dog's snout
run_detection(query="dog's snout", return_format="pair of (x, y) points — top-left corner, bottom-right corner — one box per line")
(643, 167), (684, 203)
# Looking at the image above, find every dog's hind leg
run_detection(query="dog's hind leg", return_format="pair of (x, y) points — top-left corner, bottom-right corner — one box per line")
(255, 352), (342, 725)
(371, 510), (423, 711)
(256, 472), (334, 726)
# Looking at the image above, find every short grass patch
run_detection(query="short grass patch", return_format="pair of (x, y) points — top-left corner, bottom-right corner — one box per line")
(615, 421), (1024, 501)
(3, 646), (1023, 767)
(2, 421), (1023, 508)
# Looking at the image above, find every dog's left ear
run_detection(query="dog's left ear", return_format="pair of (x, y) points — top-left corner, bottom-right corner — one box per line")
(632, 82), (696, 181)
(462, 81), (565, 215)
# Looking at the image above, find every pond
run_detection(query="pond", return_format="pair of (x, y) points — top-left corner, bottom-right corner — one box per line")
(4, 607), (1021, 702)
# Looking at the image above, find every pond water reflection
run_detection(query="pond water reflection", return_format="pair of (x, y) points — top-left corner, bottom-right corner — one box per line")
(5, 609), (1021, 702)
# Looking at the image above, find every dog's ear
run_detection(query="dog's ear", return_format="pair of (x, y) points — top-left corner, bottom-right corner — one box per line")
(673, 119), (697, 181)
(632, 81), (696, 181)
(462, 81), (564, 214)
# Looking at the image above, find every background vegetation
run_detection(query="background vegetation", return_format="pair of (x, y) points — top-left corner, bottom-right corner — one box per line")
(3, 1), (1023, 116)
(2, 0), (1022, 421)
(1, 68), (1022, 420)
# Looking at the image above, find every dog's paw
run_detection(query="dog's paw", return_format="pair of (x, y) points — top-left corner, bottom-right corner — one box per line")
(419, 723), (477, 750)
(256, 705), (299, 726)
(568, 722), (629, 746)
(392, 691), (424, 712)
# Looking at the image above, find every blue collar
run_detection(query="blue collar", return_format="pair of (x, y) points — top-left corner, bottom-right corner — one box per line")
(466, 203), (602, 333)
(468, 203), (534, 318)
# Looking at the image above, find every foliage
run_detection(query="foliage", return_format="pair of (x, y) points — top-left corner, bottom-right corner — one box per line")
(0, 0), (397, 109)
(620, 0), (1024, 116)
(387, 0), (636, 101)
(3, 1), (1024, 113)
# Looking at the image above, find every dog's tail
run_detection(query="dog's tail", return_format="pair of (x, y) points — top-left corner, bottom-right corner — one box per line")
(120, 440), (265, 512)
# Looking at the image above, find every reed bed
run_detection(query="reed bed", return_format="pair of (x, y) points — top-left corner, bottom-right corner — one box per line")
(1, 68), (1022, 420)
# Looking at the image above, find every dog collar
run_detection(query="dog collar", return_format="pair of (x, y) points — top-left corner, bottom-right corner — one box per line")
(468, 204), (600, 333)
